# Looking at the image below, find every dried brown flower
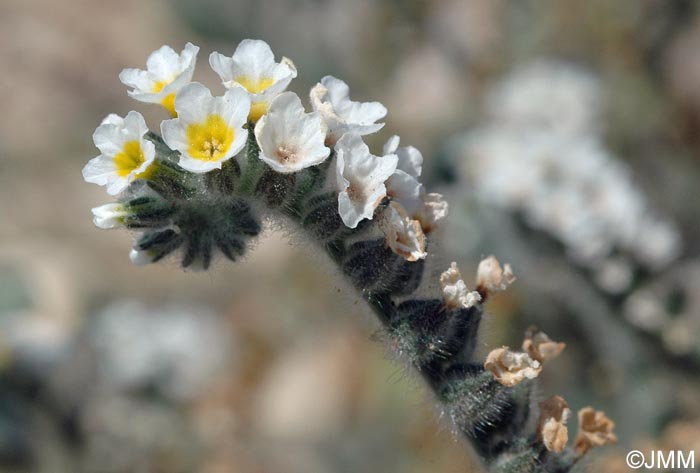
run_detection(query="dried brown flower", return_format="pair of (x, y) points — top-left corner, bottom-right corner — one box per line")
(484, 346), (541, 387)
(574, 407), (618, 455)
(538, 396), (571, 453)
(522, 326), (566, 363)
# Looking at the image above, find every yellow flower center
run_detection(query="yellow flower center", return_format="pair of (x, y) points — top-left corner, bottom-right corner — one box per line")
(233, 76), (274, 121)
(152, 80), (169, 93)
(114, 140), (146, 177)
(152, 80), (177, 116)
(235, 76), (274, 94)
(249, 101), (269, 122)
(186, 115), (235, 161)
(161, 93), (177, 116)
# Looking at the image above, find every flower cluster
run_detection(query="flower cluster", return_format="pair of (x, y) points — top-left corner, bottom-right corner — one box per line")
(458, 60), (681, 293)
(82, 39), (447, 266)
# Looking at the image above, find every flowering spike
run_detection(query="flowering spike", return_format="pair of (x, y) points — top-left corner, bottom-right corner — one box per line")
(82, 39), (606, 472)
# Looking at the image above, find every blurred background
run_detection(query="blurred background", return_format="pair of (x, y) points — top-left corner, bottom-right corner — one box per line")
(1, 0), (700, 471)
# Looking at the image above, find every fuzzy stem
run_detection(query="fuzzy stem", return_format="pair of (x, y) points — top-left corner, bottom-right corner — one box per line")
(122, 138), (582, 473)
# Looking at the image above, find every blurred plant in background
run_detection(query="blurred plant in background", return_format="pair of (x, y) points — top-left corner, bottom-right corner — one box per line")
(2, 0), (700, 472)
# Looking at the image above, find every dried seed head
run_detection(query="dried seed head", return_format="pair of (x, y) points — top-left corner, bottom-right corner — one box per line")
(484, 346), (541, 387)
(574, 407), (618, 455)
(476, 255), (516, 297)
(439, 262), (482, 309)
(538, 395), (571, 453)
(523, 326), (566, 363)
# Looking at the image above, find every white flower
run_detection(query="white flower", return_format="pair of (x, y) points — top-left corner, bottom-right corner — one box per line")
(310, 76), (387, 145)
(210, 39), (297, 122)
(378, 202), (427, 261)
(253, 92), (330, 173)
(439, 262), (481, 309)
(161, 82), (250, 173)
(334, 134), (398, 228)
(119, 43), (199, 116)
(383, 136), (423, 215)
(416, 192), (448, 233)
(385, 169), (423, 215)
(92, 203), (128, 229)
(83, 112), (156, 195)
(476, 255), (516, 293)
(382, 136), (448, 232)
(382, 135), (422, 178)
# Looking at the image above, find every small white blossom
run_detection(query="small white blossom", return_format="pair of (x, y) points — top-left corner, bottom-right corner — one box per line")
(383, 135), (423, 216)
(439, 262), (482, 309)
(161, 82), (250, 173)
(383, 135), (423, 178)
(382, 136), (448, 232)
(119, 43), (199, 116)
(92, 203), (128, 229)
(83, 112), (156, 195)
(477, 255), (516, 293)
(385, 169), (423, 215)
(310, 76), (387, 145)
(254, 92), (330, 173)
(210, 39), (297, 122)
(334, 134), (398, 228)
(378, 202), (427, 261)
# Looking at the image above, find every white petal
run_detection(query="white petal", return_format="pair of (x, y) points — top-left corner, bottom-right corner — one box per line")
(172, 82), (212, 123)
(219, 87), (252, 129)
(92, 203), (128, 229)
(160, 118), (188, 155)
(93, 122), (124, 156)
(146, 45), (181, 78)
(312, 76), (386, 144)
(386, 170), (422, 216)
(119, 68), (155, 96)
(209, 51), (235, 83)
(396, 145), (423, 177)
(123, 111), (149, 139)
(82, 155), (117, 186)
(101, 114), (125, 127)
(233, 39), (277, 79)
(334, 134), (398, 228)
(382, 135), (400, 155)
